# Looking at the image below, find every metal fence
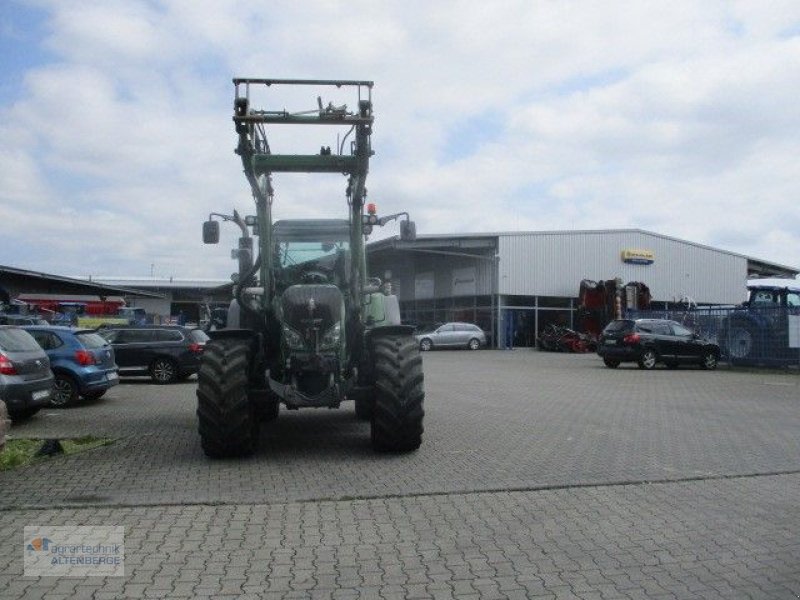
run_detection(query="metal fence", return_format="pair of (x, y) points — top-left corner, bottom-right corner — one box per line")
(626, 306), (800, 369)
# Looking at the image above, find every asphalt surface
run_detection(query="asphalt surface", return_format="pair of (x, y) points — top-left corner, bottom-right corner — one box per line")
(1, 350), (798, 598)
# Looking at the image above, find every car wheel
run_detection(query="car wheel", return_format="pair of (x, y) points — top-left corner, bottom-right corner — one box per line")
(637, 349), (657, 370)
(419, 338), (433, 352)
(82, 390), (106, 402)
(51, 374), (79, 407)
(150, 358), (178, 384)
(700, 351), (718, 370)
(467, 338), (480, 351)
(603, 358), (620, 368)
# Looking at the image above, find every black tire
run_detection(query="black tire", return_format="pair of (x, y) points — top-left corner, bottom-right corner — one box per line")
(354, 397), (373, 421)
(150, 358), (178, 384)
(467, 338), (481, 351)
(8, 407), (40, 421)
(419, 338), (433, 352)
(51, 374), (79, 407)
(370, 335), (425, 452)
(700, 351), (718, 370)
(637, 349), (658, 370)
(603, 358), (620, 369)
(196, 339), (259, 458)
(82, 390), (106, 401)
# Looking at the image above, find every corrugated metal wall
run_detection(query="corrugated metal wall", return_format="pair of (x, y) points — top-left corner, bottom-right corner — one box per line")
(498, 231), (748, 304)
(371, 249), (495, 301)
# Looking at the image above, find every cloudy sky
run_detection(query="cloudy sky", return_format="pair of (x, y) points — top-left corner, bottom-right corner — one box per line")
(1, 0), (799, 281)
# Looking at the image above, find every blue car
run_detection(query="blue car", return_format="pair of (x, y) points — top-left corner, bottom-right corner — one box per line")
(24, 326), (119, 407)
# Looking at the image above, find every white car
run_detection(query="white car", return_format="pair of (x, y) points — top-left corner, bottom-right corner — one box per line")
(415, 322), (487, 351)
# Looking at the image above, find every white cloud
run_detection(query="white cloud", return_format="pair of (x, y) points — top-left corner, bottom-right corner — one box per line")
(1, 0), (799, 281)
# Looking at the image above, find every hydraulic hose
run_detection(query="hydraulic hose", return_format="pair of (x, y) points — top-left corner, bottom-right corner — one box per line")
(234, 253), (263, 327)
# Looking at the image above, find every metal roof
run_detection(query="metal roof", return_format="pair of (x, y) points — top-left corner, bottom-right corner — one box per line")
(0, 265), (164, 298)
(367, 228), (799, 277)
(78, 277), (230, 290)
(747, 278), (800, 292)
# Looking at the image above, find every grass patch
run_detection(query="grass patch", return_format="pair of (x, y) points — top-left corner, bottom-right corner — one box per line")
(0, 436), (114, 471)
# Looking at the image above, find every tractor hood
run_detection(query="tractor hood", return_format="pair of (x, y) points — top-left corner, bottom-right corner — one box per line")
(281, 284), (344, 349)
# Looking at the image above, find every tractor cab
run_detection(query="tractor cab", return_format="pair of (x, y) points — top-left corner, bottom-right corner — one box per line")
(272, 219), (351, 292)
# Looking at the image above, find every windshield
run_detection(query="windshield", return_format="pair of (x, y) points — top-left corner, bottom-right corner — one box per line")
(603, 320), (634, 333)
(190, 329), (210, 343)
(274, 240), (350, 288)
(0, 327), (42, 352)
(75, 332), (109, 349)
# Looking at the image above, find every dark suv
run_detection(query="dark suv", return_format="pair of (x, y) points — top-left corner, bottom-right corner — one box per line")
(98, 326), (209, 383)
(597, 318), (720, 370)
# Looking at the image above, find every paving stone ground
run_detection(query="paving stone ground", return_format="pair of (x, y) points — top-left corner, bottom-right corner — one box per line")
(0, 351), (798, 598)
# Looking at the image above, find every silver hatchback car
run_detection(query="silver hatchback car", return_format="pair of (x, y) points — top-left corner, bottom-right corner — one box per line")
(0, 326), (54, 420)
(415, 322), (487, 351)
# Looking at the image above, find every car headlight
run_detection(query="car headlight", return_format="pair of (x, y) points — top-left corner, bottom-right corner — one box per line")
(282, 325), (305, 350)
(319, 322), (341, 351)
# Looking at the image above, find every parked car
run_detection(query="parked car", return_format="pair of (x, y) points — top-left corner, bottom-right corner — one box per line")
(97, 325), (209, 383)
(415, 322), (487, 351)
(0, 314), (49, 326)
(24, 326), (118, 407)
(597, 318), (720, 370)
(0, 326), (54, 419)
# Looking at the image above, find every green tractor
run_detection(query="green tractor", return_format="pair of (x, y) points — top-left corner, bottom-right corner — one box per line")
(197, 78), (424, 457)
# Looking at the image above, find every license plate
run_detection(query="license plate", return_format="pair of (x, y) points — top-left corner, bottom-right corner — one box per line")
(107, 372), (119, 381)
(604, 339), (617, 345)
(32, 389), (50, 401)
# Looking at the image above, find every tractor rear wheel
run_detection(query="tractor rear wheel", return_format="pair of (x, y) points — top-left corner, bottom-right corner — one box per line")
(196, 338), (259, 458)
(370, 335), (425, 452)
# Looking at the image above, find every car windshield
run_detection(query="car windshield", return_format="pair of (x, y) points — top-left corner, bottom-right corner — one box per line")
(274, 240), (350, 288)
(190, 329), (210, 343)
(75, 332), (109, 349)
(0, 328), (41, 352)
(604, 320), (634, 333)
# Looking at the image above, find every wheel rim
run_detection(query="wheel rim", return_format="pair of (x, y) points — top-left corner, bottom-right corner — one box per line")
(704, 353), (717, 369)
(153, 360), (174, 382)
(642, 352), (656, 369)
(469, 339), (479, 350)
(421, 340), (431, 351)
(51, 378), (73, 406)
(728, 328), (752, 359)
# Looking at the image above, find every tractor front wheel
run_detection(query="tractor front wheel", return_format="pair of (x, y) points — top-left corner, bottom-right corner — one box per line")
(370, 335), (425, 452)
(196, 339), (259, 458)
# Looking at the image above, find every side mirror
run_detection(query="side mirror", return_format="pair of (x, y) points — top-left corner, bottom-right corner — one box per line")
(203, 220), (219, 244)
(400, 220), (417, 241)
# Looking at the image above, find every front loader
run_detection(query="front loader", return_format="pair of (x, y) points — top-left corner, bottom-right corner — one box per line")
(197, 79), (424, 457)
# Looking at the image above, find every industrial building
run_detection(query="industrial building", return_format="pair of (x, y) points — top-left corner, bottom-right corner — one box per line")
(3, 229), (797, 347)
(367, 229), (798, 348)
(80, 277), (231, 324)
